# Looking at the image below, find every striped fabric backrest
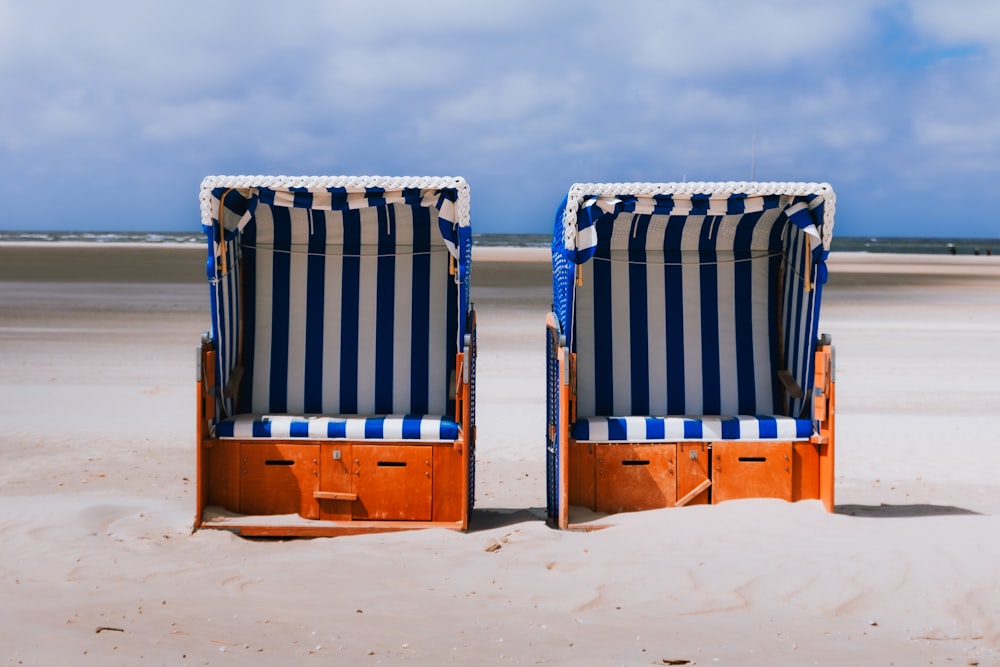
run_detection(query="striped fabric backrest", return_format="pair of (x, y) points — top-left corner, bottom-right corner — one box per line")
(235, 202), (457, 417)
(573, 207), (805, 419)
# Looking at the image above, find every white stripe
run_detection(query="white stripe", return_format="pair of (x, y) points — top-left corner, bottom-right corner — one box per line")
(680, 222), (704, 414)
(345, 419), (367, 439)
(575, 261), (596, 417)
(751, 215), (778, 413)
(700, 416), (723, 440)
(355, 207), (380, 413)
(308, 417), (329, 438)
(251, 205), (275, 413)
(392, 207), (415, 413)
(284, 209), (311, 412)
(321, 210), (344, 413)
(426, 214), (450, 415)
(715, 221), (738, 413)
(382, 416), (405, 440)
(644, 220), (668, 414)
(736, 415), (758, 439)
(609, 216), (633, 415)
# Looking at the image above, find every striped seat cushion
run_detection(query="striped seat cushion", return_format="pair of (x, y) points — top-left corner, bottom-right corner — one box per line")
(571, 415), (814, 442)
(215, 414), (460, 441)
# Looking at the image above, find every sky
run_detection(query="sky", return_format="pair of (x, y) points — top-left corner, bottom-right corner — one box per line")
(1, 0), (998, 238)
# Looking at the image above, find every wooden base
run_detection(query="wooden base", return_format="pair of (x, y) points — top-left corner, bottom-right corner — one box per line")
(197, 439), (470, 537)
(562, 439), (828, 529)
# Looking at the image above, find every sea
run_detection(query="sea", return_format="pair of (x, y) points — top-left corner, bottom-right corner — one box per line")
(0, 231), (997, 255)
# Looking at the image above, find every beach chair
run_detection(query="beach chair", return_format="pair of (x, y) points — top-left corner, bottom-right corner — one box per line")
(546, 182), (836, 529)
(195, 175), (475, 537)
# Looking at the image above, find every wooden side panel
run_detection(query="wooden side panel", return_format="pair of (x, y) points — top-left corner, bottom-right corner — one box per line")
(595, 443), (677, 514)
(239, 443), (320, 518)
(677, 443), (711, 506)
(792, 442), (820, 502)
(712, 441), (793, 504)
(352, 445), (433, 521)
(319, 443), (354, 521)
(206, 439), (240, 511)
(567, 441), (596, 510)
(432, 444), (465, 524)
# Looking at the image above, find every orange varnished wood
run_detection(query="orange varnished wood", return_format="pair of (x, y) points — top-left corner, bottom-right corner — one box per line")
(318, 443), (353, 521)
(351, 444), (433, 521)
(432, 443), (464, 524)
(595, 443), (677, 514)
(206, 439), (239, 510)
(567, 441), (596, 510)
(792, 442), (820, 502)
(239, 443), (320, 518)
(676, 443), (710, 506)
(712, 441), (793, 504)
(814, 344), (836, 512)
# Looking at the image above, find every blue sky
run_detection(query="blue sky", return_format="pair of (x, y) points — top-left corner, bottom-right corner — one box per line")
(1, 1), (998, 238)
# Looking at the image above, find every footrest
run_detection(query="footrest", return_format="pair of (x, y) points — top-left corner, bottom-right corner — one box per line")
(313, 491), (358, 501)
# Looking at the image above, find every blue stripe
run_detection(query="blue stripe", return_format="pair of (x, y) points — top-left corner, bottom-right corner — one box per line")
(409, 207), (431, 414)
(785, 226), (807, 413)
(663, 216), (687, 415)
(628, 214), (650, 415)
(327, 420), (347, 438)
(592, 221), (614, 415)
(339, 209), (361, 414)
(303, 210), (327, 413)
(238, 219), (257, 414)
(757, 415), (778, 439)
(645, 416), (664, 440)
(698, 218), (721, 414)
(290, 420), (310, 438)
(733, 214), (759, 413)
(683, 418), (702, 440)
(796, 419), (813, 438)
(607, 418), (627, 441)
(289, 187), (313, 209)
(252, 419), (271, 438)
(445, 238), (459, 416)
(720, 417), (740, 440)
(268, 205), (292, 412)
(402, 415), (423, 439)
(374, 206), (396, 413)
(364, 416), (385, 439)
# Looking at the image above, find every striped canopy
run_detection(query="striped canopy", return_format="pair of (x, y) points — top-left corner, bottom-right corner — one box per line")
(200, 175), (472, 423)
(552, 181), (835, 421)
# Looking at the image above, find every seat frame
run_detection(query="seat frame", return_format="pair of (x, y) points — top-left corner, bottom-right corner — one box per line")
(546, 181), (837, 529)
(194, 175), (475, 537)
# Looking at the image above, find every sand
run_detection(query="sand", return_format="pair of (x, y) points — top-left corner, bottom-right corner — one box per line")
(1, 244), (999, 666)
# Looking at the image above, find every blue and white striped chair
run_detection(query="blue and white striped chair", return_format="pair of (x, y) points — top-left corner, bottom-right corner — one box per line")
(196, 175), (475, 536)
(546, 182), (836, 528)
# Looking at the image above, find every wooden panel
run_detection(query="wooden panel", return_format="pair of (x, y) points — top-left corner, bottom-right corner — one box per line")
(319, 444), (354, 521)
(712, 441), (792, 504)
(432, 444), (465, 523)
(677, 443), (710, 506)
(239, 443), (320, 518)
(595, 444), (676, 514)
(792, 442), (820, 502)
(205, 439), (239, 511)
(352, 445), (433, 521)
(567, 441), (596, 510)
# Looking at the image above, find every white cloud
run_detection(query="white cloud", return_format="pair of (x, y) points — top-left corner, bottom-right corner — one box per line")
(909, 0), (1000, 48)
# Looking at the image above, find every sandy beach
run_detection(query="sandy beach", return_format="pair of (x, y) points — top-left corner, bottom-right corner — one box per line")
(1, 243), (999, 666)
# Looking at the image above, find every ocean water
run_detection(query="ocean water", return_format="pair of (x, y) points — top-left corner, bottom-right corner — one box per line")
(0, 231), (997, 255)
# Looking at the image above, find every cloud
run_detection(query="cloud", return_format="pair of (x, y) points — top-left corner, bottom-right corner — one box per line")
(0, 0), (998, 235)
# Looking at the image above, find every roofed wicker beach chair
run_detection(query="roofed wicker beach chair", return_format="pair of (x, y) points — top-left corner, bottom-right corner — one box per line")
(195, 175), (475, 536)
(546, 182), (836, 529)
